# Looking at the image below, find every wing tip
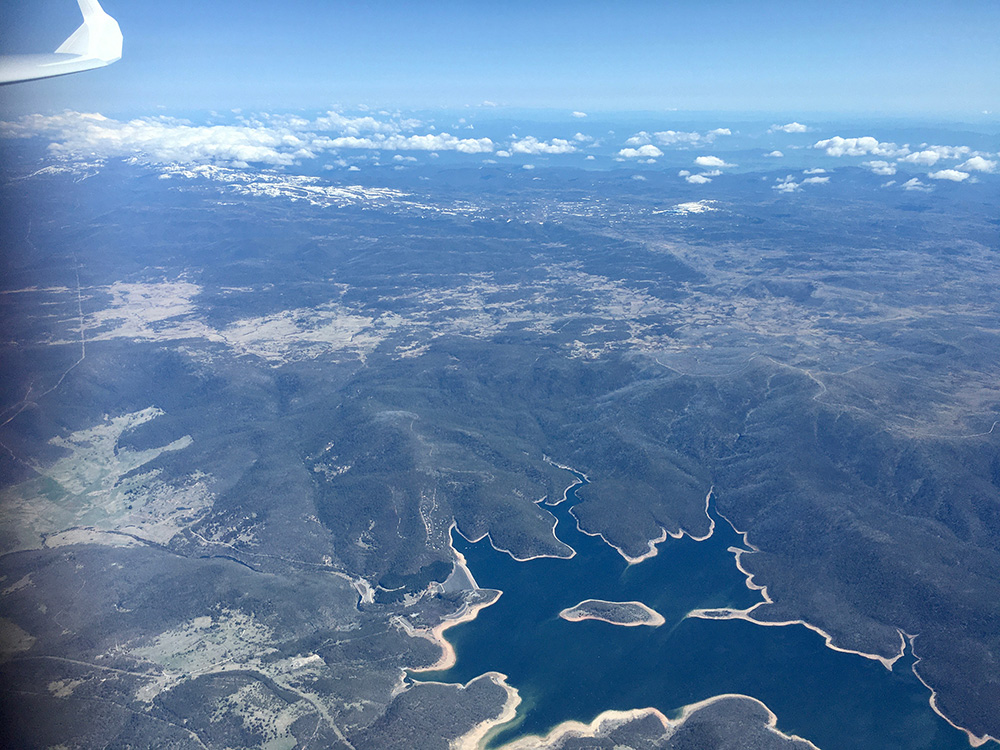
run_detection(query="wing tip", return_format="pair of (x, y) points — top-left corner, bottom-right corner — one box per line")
(55, 0), (123, 64)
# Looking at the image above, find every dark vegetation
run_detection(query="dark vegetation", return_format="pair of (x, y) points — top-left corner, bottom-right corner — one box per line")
(1, 153), (998, 747)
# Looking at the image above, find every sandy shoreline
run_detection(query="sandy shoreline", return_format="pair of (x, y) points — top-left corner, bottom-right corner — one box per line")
(493, 693), (821, 750)
(402, 521), (500, 673)
(905, 632), (998, 748)
(501, 707), (671, 750)
(541, 456), (589, 504)
(687, 504), (909, 670)
(688, 506), (994, 747)
(402, 470), (584, 677)
(540, 461), (718, 566)
(409, 467), (993, 748)
(421, 672), (521, 750)
(569, 487), (717, 566)
(448, 462), (598, 563)
(455, 515), (576, 563)
(559, 599), (665, 627)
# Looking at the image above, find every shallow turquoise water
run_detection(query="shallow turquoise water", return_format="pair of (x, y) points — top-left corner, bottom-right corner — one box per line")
(415, 475), (973, 750)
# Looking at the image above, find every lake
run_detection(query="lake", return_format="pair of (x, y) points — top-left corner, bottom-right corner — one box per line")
(415, 473), (972, 750)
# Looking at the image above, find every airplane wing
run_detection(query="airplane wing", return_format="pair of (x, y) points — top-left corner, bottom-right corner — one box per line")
(0, 0), (122, 85)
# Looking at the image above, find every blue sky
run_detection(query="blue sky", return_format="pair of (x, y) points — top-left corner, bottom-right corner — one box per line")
(1, 0), (998, 117)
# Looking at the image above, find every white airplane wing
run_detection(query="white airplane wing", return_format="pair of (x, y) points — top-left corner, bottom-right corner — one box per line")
(0, 0), (122, 85)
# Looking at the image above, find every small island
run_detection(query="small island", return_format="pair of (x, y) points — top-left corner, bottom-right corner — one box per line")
(558, 599), (665, 628)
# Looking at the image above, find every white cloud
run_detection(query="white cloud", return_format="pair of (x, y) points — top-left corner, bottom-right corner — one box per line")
(774, 173), (826, 191)
(813, 136), (909, 158)
(928, 169), (970, 182)
(916, 144), (971, 160)
(632, 174), (647, 181)
(624, 128), (731, 148)
(773, 172), (826, 190)
(900, 150), (943, 166)
(619, 144), (663, 159)
(957, 155), (997, 173)
(658, 128), (730, 145)
(803, 168), (826, 174)
(318, 133), (494, 154)
(572, 111), (588, 118)
(694, 155), (735, 168)
(765, 150), (784, 158)
(769, 122), (809, 133)
(496, 150), (511, 158)
(585, 154), (595, 160)
(863, 160), (897, 176)
(306, 111), (415, 135)
(573, 132), (593, 142)
(656, 131), (701, 145)
(685, 174), (712, 184)
(678, 170), (691, 176)
(902, 177), (931, 192)
(0, 110), (494, 166)
(510, 136), (577, 155)
(522, 164), (535, 170)
(2, 112), (306, 166)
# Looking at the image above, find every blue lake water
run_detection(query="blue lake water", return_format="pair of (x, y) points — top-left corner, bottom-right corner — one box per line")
(414, 474), (973, 750)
